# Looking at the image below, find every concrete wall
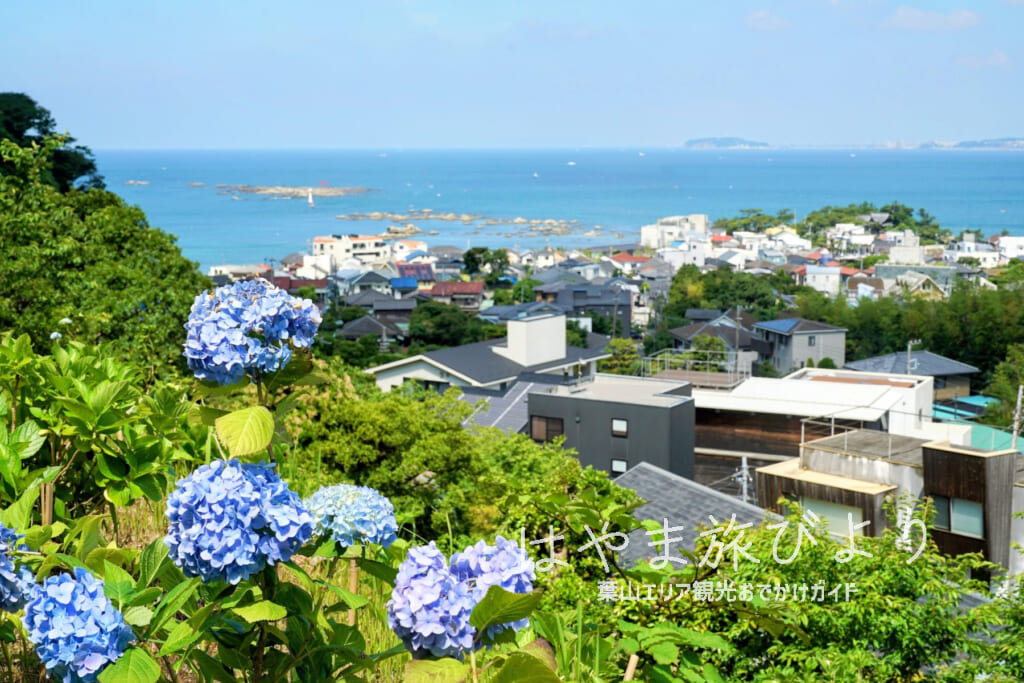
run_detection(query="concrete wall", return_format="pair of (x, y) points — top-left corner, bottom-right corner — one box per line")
(374, 360), (460, 391)
(801, 446), (924, 501)
(527, 392), (695, 479)
(493, 315), (566, 367)
(786, 332), (846, 370)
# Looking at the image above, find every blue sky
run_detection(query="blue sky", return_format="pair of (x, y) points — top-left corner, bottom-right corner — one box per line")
(1, 1), (1020, 148)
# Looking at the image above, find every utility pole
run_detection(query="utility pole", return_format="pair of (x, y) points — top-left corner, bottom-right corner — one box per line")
(1013, 384), (1023, 452)
(740, 455), (749, 504)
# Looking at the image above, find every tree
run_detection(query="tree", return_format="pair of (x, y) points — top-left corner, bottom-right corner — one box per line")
(0, 93), (103, 191)
(681, 334), (727, 371)
(599, 338), (640, 375)
(816, 356), (837, 368)
(0, 137), (208, 376)
(983, 344), (1024, 426)
(408, 301), (473, 346)
(565, 319), (587, 348)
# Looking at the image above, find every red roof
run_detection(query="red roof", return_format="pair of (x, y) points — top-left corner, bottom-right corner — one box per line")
(711, 234), (731, 243)
(610, 253), (651, 264)
(272, 276), (327, 291)
(429, 281), (485, 296)
(793, 265), (807, 276)
(839, 267), (860, 277)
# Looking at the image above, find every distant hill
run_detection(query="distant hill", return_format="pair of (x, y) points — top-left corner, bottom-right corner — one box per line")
(684, 137), (771, 150)
(919, 137), (1024, 150)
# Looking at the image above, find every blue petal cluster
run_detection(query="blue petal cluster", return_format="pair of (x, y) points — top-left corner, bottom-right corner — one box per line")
(451, 535), (536, 639)
(165, 459), (314, 584)
(387, 542), (476, 659)
(305, 484), (398, 549)
(0, 522), (35, 612)
(23, 567), (134, 683)
(183, 278), (322, 385)
(387, 537), (535, 659)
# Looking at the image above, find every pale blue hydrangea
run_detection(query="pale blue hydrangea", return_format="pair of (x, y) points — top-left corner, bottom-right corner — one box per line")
(305, 484), (398, 549)
(165, 459), (314, 584)
(23, 567), (134, 683)
(0, 522), (35, 612)
(386, 542), (477, 659)
(451, 535), (536, 639)
(183, 278), (321, 385)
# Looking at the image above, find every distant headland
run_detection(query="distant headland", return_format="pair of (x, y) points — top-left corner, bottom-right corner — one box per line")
(684, 137), (771, 150)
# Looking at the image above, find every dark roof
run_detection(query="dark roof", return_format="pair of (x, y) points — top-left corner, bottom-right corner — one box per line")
(337, 315), (402, 340)
(350, 270), (390, 285)
(685, 308), (722, 322)
(343, 290), (393, 307)
(397, 263), (436, 282)
(532, 268), (588, 286)
(373, 299), (417, 313)
(754, 318), (846, 335)
(420, 337), (609, 385)
(280, 252), (305, 266)
(845, 351), (979, 377)
(614, 463), (776, 567)
(670, 322), (753, 349)
(460, 376), (564, 432)
(478, 301), (570, 322)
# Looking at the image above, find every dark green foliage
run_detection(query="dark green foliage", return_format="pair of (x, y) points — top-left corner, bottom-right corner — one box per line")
(0, 93), (103, 191)
(712, 208), (794, 234)
(408, 301), (503, 347)
(565, 320), (587, 348)
(0, 138), (210, 376)
(665, 265), (783, 321)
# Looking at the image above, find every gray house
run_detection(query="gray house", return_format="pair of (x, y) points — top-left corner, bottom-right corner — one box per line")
(526, 374), (695, 479)
(752, 318), (846, 373)
(845, 351), (979, 401)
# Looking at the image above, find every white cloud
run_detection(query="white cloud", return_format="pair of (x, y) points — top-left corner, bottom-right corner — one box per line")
(881, 6), (979, 30)
(958, 48), (1011, 67)
(746, 9), (790, 32)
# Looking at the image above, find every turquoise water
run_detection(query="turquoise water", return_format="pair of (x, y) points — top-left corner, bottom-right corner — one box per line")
(95, 149), (1024, 272)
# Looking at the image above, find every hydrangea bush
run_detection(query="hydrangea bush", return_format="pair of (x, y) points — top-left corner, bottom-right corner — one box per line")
(23, 568), (134, 683)
(305, 483), (398, 549)
(0, 522), (34, 612)
(165, 458), (314, 584)
(388, 537), (536, 659)
(183, 278), (321, 385)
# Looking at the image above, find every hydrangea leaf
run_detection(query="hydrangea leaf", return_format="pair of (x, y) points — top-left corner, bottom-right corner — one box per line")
(214, 406), (275, 456)
(403, 658), (469, 683)
(97, 647), (161, 683)
(159, 620), (200, 656)
(232, 600), (287, 623)
(469, 585), (542, 635)
(492, 652), (562, 683)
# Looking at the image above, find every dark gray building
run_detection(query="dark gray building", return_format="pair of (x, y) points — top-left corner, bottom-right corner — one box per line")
(526, 374), (695, 479)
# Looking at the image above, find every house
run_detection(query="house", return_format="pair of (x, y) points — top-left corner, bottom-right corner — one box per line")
(845, 351), (979, 402)
(270, 276), (329, 305)
(996, 235), (1024, 261)
(526, 374), (695, 479)
(346, 270), (393, 296)
(337, 315), (404, 344)
(874, 264), (960, 296)
(311, 234), (391, 266)
(533, 282), (632, 333)
(804, 265), (842, 297)
(396, 263), (436, 290)
(943, 233), (1002, 269)
(692, 368), (971, 460)
(477, 301), (569, 324)
(391, 240), (429, 262)
(389, 276), (419, 297)
(343, 289), (393, 310)
(752, 318), (847, 372)
(607, 252), (652, 276)
(758, 248), (787, 266)
(372, 298), (418, 327)
(615, 462), (775, 567)
(640, 214), (709, 249)
(207, 264), (270, 281)
(366, 314), (610, 392)
(893, 271), (946, 300)
(428, 280), (486, 311)
(846, 275), (885, 303)
(757, 429), (1024, 574)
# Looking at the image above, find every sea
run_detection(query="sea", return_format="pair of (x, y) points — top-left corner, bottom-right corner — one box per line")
(94, 149), (1024, 274)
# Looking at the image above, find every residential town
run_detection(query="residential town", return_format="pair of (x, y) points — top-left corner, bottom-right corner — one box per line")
(206, 210), (1024, 578)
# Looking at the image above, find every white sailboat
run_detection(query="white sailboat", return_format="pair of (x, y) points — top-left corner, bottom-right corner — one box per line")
(307, 188), (315, 209)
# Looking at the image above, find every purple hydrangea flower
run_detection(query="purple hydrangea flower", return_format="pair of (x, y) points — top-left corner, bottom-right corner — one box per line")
(451, 535), (536, 639)
(305, 484), (398, 549)
(23, 567), (134, 683)
(0, 522), (35, 612)
(183, 278), (321, 385)
(165, 459), (314, 584)
(386, 542), (477, 659)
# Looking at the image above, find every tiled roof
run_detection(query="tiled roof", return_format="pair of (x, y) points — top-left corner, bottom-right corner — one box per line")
(610, 253), (651, 264)
(845, 351), (979, 377)
(753, 318), (845, 335)
(390, 276), (419, 290)
(429, 281), (485, 296)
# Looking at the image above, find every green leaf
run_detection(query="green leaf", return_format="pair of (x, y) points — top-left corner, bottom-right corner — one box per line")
(0, 486), (39, 530)
(103, 559), (136, 587)
(159, 620), (199, 656)
(123, 606), (153, 628)
(323, 583), (369, 611)
(214, 406), (275, 456)
(231, 600), (287, 623)
(355, 557), (398, 584)
(138, 538), (168, 587)
(649, 641), (680, 666)
(492, 652), (562, 683)
(148, 577), (201, 637)
(469, 586), (541, 637)
(521, 638), (558, 671)
(97, 648), (161, 683)
(403, 658), (469, 683)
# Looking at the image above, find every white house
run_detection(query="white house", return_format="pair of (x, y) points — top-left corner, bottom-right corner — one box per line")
(640, 214), (709, 249)
(311, 234), (391, 267)
(804, 265), (842, 297)
(996, 236), (1024, 261)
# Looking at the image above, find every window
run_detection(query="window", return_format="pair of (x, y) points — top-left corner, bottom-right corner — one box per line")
(530, 416), (564, 443)
(935, 377), (947, 389)
(611, 459), (628, 475)
(808, 335), (816, 347)
(929, 495), (984, 538)
(611, 418), (628, 438)
(800, 498), (864, 536)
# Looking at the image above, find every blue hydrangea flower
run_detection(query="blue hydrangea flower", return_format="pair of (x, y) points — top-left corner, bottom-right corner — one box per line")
(305, 484), (398, 549)
(0, 522), (35, 612)
(387, 542), (476, 659)
(451, 535), (535, 639)
(183, 278), (321, 385)
(165, 459), (314, 584)
(23, 567), (134, 683)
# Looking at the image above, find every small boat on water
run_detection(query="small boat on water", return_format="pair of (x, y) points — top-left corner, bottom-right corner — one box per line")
(307, 189), (315, 208)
